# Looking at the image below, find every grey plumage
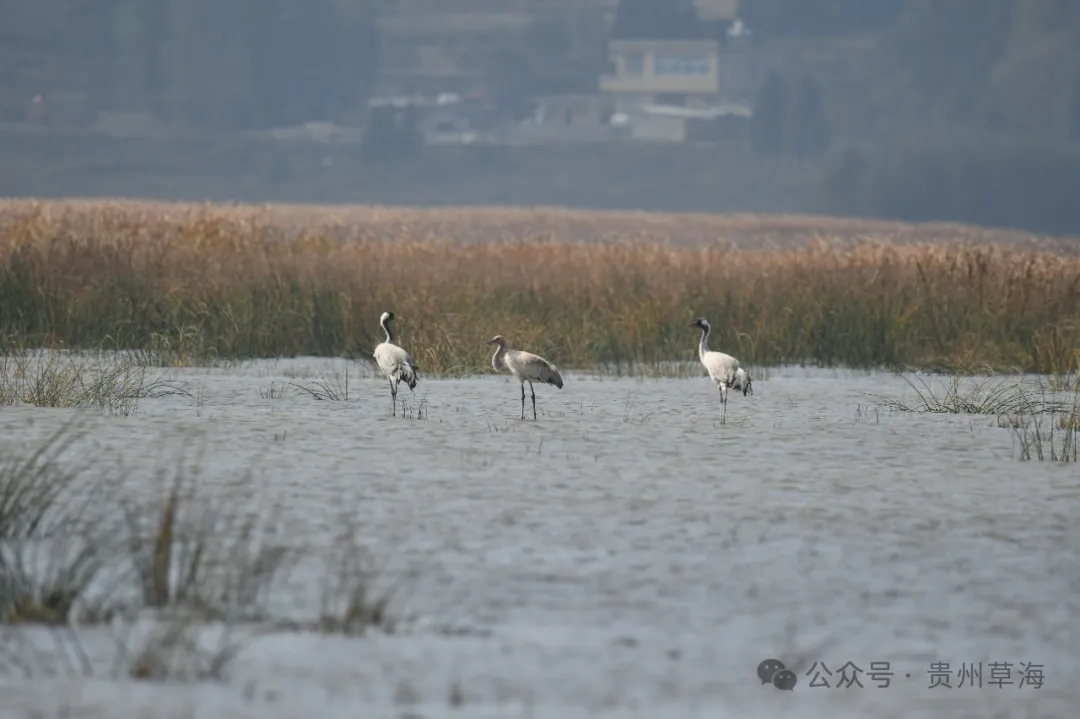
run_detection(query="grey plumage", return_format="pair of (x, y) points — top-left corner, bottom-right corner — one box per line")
(732, 367), (753, 396)
(373, 311), (418, 416)
(688, 317), (751, 422)
(486, 334), (563, 420)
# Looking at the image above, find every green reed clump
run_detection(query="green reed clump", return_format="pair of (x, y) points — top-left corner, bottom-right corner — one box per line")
(1005, 394), (1080, 462)
(2, 200), (1080, 374)
(0, 350), (189, 414)
(0, 422), (405, 681)
(0, 417), (112, 626)
(882, 370), (1070, 415)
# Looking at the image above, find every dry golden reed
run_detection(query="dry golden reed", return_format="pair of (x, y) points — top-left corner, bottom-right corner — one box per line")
(1, 198), (1079, 375)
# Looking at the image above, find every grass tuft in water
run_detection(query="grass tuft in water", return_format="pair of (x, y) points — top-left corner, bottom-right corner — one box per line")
(314, 525), (401, 636)
(260, 382), (289, 400)
(288, 367), (349, 401)
(0, 350), (190, 415)
(0, 417), (117, 626)
(119, 449), (295, 621)
(0, 424), (406, 682)
(881, 368), (1069, 416)
(1004, 394), (1080, 462)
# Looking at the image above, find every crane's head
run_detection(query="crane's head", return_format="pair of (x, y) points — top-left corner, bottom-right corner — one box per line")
(485, 335), (507, 348)
(380, 311), (396, 324)
(688, 317), (710, 331)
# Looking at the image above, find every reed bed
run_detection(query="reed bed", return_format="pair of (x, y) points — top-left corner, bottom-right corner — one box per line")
(2, 199), (1080, 375)
(1, 198), (1071, 250)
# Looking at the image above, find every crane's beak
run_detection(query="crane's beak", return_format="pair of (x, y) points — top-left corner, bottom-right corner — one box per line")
(485, 339), (496, 346)
(686, 322), (698, 328)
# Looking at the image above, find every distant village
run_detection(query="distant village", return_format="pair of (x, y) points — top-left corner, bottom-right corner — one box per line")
(5, 0), (760, 148)
(276, 0), (757, 146)
(347, 0), (755, 146)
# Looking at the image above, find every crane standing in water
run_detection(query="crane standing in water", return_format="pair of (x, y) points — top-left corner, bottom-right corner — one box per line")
(688, 317), (752, 423)
(486, 335), (563, 420)
(373, 311), (419, 416)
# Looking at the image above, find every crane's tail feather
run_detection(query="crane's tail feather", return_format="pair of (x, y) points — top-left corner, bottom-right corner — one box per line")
(398, 364), (419, 390)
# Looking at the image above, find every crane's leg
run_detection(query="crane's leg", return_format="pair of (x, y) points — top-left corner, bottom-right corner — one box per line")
(520, 380), (526, 420)
(529, 381), (537, 420)
(719, 382), (729, 424)
(389, 379), (397, 417)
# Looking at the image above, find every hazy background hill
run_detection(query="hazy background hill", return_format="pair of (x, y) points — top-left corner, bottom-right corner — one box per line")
(1, 0), (1078, 235)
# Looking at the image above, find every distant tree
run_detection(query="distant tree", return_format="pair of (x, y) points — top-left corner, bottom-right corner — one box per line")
(785, 74), (831, 158)
(485, 42), (535, 119)
(740, 0), (906, 38)
(60, 0), (122, 114)
(362, 105), (422, 161)
(156, 0), (378, 131)
(1070, 74), (1080, 145)
(142, 0), (169, 117)
(980, 0), (1080, 142)
(887, 0), (1012, 107)
(819, 145), (869, 214)
(749, 70), (788, 155)
(162, 0), (241, 129)
(1012, 0), (1080, 30)
(823, 140), (1080, 235)
(525, 12), (607, 96)
(612, 0), (704, 39)
(483, 11), (608, 115)
(330, 0), (381, 114)
(250, 0), (378, 129)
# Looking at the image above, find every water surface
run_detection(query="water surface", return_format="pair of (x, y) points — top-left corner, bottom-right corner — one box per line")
(0, 360), (1076, 718)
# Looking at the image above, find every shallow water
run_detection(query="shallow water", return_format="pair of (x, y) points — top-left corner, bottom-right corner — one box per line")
(1, 359), (1078, 718)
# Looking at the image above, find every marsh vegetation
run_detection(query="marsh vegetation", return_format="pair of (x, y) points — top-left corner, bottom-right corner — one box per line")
(0, 418), (400, 685)
(2, 200), (1080, 376)
(1, 201), (1078, 716)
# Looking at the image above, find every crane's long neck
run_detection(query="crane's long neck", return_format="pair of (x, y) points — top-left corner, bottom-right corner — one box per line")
(698, 326), (711, 359)
(491, 343), (507, 372)
(381, 318), (393, 343)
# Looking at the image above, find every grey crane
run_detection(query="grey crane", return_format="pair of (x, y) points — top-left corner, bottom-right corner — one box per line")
(688, 317), (752, 423)
(486, 335), (563, 420)
(373, 311), (418, 416)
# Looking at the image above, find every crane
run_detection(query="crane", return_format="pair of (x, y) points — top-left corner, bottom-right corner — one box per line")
(373, 311), (419, 416)
(485, 335), (563, 420)
(688, 317), (751, 422)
